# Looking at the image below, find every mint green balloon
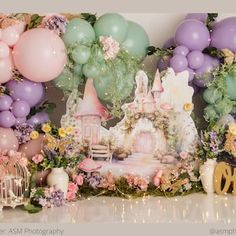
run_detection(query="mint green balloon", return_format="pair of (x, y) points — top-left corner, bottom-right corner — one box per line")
(62, 18), (95, 47)
(93, 73), (114, 101)
(117, 72), (134, 100)
(121, 21), (150, 59)
(74, 64), (82, 75)
(72, 45), (91, 64)
(53, 68), (80, 92)
(94, 13), (128, 43)
(203, 87), (222, 104)
(225, 73), (236, 100)
(82, 62), (101, 79)
(204, 105), (218, 121)
(215, 98), (233, 116)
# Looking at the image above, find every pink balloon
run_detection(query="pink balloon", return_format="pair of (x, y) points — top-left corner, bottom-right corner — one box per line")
(0, 127), (19, 152)
(0, 55), (14, 84)
(2, 27), (20, 47)
(19, 134), (45, 160)
(0, 41), (10, 59)
(13, 28), (67, 82)
(11, 22), (26, 35)
(0, 29), (2, 40)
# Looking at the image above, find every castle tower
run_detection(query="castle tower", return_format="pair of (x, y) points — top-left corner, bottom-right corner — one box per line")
(151, 69), (164, 108)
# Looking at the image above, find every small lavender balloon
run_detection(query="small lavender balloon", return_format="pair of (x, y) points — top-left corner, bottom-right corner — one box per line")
(0, 110), (16, 128)
(27, 111), (49, 127)
(170, 54), (188, 72)
(186, 67), (195, 82)
(185, 13), (208, 23)
(187, 50), (204, 69)
(11, 100), (30, 118)
(175, 19), (211, 51)
(6, 78), (44, 107)
(0, 94), (13, 111)
(194, 54), (220, 87)
(173, 45), (189, 56)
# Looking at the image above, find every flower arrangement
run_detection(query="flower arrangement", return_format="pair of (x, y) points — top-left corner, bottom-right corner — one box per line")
(198, 123), (236, 163)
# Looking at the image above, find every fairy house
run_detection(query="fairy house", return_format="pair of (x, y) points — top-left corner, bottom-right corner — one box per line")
(109, 68), (199, 158)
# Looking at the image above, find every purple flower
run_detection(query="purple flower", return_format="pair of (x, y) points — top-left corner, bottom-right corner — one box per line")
(87, 173), (103, 189)
(14, 123), (34, 144)
(49, 188), (65, 207)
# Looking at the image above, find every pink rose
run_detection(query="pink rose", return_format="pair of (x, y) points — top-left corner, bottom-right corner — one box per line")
(67, 191), (76, 201)
(32, 154), (44, 164)
(153, 169), (163, 187)
(19, 157), (28, 167)
(68, 182), (78, 193)
(75, 174), (84, 186)
(179, 151), (188, 160)
(99, 36), (120, 60)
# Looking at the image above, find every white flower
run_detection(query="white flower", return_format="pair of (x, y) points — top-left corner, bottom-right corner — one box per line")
(99, 36), (120, 60)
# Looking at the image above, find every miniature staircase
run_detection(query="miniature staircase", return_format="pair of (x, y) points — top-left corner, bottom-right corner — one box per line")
(90, 144), (112, 162)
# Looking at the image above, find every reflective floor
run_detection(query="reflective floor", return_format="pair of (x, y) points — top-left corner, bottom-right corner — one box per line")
(1, 193), (236, 223)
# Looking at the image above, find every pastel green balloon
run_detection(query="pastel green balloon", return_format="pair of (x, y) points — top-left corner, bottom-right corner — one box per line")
(62, 18), (95, 47)
(203, 87), (222, 104)
(93, 73), (114, 101)
(204, 105), (218, 121)
(117, 72), (134, 100)
(225, 73), (236, 100)
(94, 13), (128, 43)
(72, 45), (91, 64)
(215, 98), (233, 116)
(121, 21), (150, 59)
(53, 68), (80, 92)
(82, 62), (101, 79)
(73, 64), (82, 75)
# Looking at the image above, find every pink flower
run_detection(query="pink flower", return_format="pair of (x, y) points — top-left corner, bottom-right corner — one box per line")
(75, 174), (84, 186)
(153, 169), (163, 187)
(67, 191), (76, 201)
(19, 157), (28, 167)
(32, 154), (44, 164)
(67, 182), (78, 201)
(179, 151), (188, 160)
(99, 36), (120, 60)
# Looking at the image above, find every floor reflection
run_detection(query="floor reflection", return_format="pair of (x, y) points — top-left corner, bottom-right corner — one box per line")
(1, 193), (236, 223)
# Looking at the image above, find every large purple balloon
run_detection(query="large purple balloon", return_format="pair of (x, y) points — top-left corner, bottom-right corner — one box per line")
(175, 19), (211, 51)
(6, 78), (44, 107)
(0, 111), (16, 128)
(170, 54), (188, 72)
(27, 111), (49, 127)
(193, 54), (220, 87)
(187, 50), (204, 69)
(11, 100), (30, 118)
(211, 17), (236, 52)
(0, 94), (13, 111)
(173, 45), (189, 56)
(185, 13), (208, 23)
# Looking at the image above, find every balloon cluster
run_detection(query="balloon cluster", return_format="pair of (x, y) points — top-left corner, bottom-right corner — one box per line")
(158, 13), (220, 91)
(0, 21), (25, 84)
(0, 78), (48, 128)
(55, 13), (150, 104)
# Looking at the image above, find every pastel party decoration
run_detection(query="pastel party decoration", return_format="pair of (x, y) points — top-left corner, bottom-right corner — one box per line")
(0, 111), (16, 128)
(13, 28), (67, 82)
(0, 95), (13, 111)
(0, 55), (14, 84)
(1, 27), (20, 47)
(11, 100), (30, 118)
(27, 112), (49, 127)
(0, 127), (19, 151)
(0, 41), (10, 59)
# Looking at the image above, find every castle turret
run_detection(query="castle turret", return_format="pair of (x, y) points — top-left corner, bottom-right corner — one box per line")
(151, 69), (164, 107)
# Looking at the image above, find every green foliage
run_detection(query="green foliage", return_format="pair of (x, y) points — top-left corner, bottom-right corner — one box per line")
(23, 203), (42, 214)
(27, 14), (43, 30)
(29, 101), (56, 118)
(81, 13), (97, 26)
(206, 13), (218, 31)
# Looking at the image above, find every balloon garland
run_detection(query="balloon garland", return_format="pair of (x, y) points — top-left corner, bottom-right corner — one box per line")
(54, 13), (149, 117)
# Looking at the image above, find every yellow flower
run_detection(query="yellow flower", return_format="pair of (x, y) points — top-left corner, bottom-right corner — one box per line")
(183, 103), (194, 112)
(228, 123), (236, 135)
(224, 132), (236, 157)
(30, 131), (39, 140)
(58, 128), (66, 138)
(42, 123), (52, 133)
(65, 126), (74, 135)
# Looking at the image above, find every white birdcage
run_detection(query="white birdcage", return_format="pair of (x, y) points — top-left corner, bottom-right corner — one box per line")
(0, 153), (30, 211)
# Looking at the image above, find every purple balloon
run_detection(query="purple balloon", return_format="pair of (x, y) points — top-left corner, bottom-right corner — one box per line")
(186, 67), (195, 82)
(0, 111), (16, 128)
(163, 37), (175, 49)
(211, 17), (236, 52)
(170, 54), (188, 72)
(157, 56), (171, 71)
(194, 54), (220, 87)
(0, 95), (13, 111)
(6, 78), (45, 108)
(15, 117), (27, 125)
(173, 45), (189, 56)
(187, 50), (205, 69)
(11, 100), (30, 118)
(185, 13), (208, 23)
(27, 112), (49, 127)
(175, 19), (211, 51)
